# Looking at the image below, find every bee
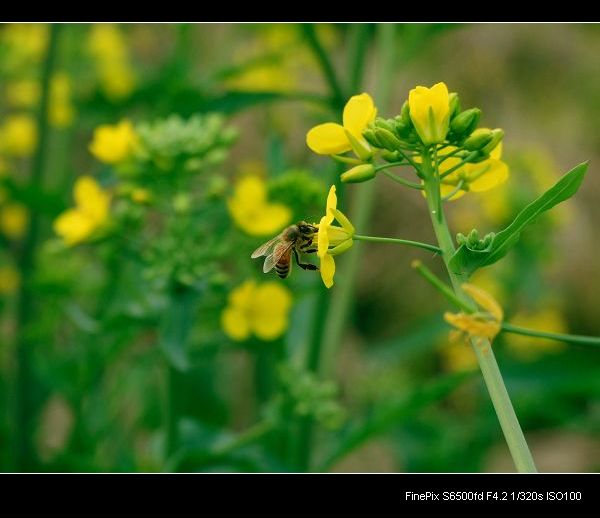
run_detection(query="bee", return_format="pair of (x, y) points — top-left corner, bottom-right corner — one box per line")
(251, 221), (319, 279)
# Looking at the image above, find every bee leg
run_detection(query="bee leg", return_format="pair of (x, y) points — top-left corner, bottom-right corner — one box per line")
(294, 248), (318, 271)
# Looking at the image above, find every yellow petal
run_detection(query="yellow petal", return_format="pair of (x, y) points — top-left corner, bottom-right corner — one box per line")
(342, 92), (377, 140)
(317, 216), (330, 257)
(53, 209), (96, 246)
(444, 312), (500, 340)
(320, 253), (335, 288)
(461, 283), (504, 321)
(221, 306), (251, 341)
(229, 280), (256, 310)
(325, 185), (337, 224)
(469, 160), (509, 192)
(490, 142), (503, 160)
(306, 123), (350, 155)
(0, 203), (29, 239)
(235, 203), (291, 237)
(74, 176), (111, 222)
(440, 182), (466, 201)
(408, 82), (450, 145)
(231, 175), (267, 205)
(326, 225), (351, 246)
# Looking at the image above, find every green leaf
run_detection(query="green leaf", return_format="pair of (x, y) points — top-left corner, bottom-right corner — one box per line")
(318, 372), (473, 471)
(449, 162), (588, 277)
(158, 288), (195, 371)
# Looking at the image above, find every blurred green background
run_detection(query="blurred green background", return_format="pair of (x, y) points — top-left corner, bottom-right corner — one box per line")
(0, 23), (598, 472)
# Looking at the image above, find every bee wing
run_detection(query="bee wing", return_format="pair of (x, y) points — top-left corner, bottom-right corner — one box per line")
(263, 242), (294, 273)
(251, 235), (282, 259)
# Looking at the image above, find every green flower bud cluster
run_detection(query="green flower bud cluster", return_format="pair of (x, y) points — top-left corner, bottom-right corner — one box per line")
(134, 113), (238, 175)
(268, 169), (328, 218)
(456, 228), (495, 251)
(268, 364), (346, 430)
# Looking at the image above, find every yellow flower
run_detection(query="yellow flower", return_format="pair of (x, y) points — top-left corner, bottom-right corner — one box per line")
(0, 114), (38, 157)
(221, 280), (293, 341)
(0, 203), (29, 239)
(49, 73), (75, 128)
(438, 143), (509, 201)
(408, 82), (451, 145)
(316, 185), (355, 288)
(444, 283), (504, 343)
(0, 265), (21, 295)
(87, 25), (136, 100)
(227, 175), (291, 236)
(53, 176), (111, 246)
(306, 93), (377, 158)
(505, 309), (567, 361)
(2, 24), (49, 62)
(6, 80), (41, 108)
(89, 120), (138, 164)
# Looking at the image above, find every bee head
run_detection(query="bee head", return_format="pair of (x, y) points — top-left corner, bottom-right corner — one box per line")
(296, 221), (317, 236)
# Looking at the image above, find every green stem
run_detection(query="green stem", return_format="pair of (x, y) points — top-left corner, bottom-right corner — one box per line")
(439, 151), (479, 179)
(379, 170), (423, 190)
(347, 23), (370, 93)
(300, 24), (345, 108)
(501, 323), (600, 348)
(354, 234), (441, 254)
(12, 24), (61, 471)
(411, 260), (472, 311)
(421, 152), (537, 473)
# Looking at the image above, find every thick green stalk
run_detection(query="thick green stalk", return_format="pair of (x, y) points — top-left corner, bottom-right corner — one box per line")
(12, 24), (61, 471)
(421, 152), (537, 473)
(320, 24), (396, 378)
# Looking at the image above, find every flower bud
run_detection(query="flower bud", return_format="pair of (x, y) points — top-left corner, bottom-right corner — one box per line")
(373, 118), (397, 134)
(467, 228), (479, 246)
(344, 129), (373, 161)
(362, 128), (382, 148)
(399, 101), (410, 125)
(449, 93), (461, 119)
(464, 128), (494, 151)
(373, 127), (402, 152)
(393, 117), (412, 138)
(481, 128), (504, 155)
(449, 108), (481, 138)
(341, 164), (376, 184)
(381, 150), (401, 162)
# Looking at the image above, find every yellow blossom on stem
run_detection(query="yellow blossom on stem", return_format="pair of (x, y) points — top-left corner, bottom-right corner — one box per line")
(0, 114), (38, 157)
(438, 143), (509, 201)
(0, 265), (21, 295)
(408, 82), (450, 145)
(89, 120), (138, 164)
(53, 176), (111, 246)
(444, 283), (504, 343)
(0, 203), (29, 239)
(316, 185), (355, 288)
(306, 93), (377, 158)
(227, 175), (291, 236)
(221, 280), (293, 341)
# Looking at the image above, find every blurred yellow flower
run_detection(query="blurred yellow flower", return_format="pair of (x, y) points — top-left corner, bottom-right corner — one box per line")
(53, 176), (111, 246)
(306, 93), (377, 157)
(505, 309), (567, 361)
(317, 185), (355, 288)
(440, 341), (478, 373)
(6, 80), (41, 108)
(89, 120), (138, 164)
(444, 283), (504, 343)
(408, 82), (450, 145)
(2, 24), (49, 61)
(227, 175), (291, 236)
(225, 62), (295, 93)
(87, 24), (136, 100)
(0, 114), (38, 157)
(221, 280), (293, 341)
(0, 203), (29, 239)
(0, 265), (21, 295)
(49, 73), (75, 128)
(439, 143), (509, 201)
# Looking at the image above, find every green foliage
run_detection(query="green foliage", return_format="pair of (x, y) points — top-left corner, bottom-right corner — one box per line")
(449, 162), (588, 277)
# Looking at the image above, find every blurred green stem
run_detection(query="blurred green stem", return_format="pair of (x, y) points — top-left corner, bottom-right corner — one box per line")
(300, 24), (345, 109)
(12, 24), (61, 471)
(292, 24), (397, 473)
(501, 323), (600, 347)
(421, 151), (537, 473)
(320, 24), (396, 378)
(347, 24), (370, 93)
